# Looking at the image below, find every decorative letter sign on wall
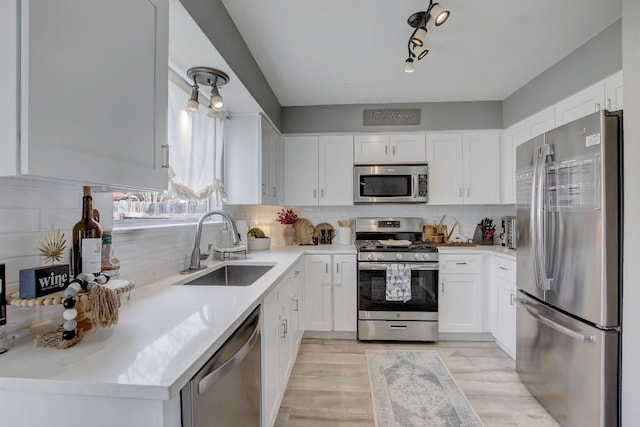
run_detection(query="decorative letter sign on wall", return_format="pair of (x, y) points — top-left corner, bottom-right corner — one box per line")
(363, 109), (420, 126)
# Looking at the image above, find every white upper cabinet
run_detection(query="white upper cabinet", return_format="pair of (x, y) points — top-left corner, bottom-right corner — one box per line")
(425, 133), (463, 204)
(283, 135), (353, 206)
(1, 0), (169, 190)
(604, 70), (623, 111)
(501, 106), (555, 204)
(555, 71), (623, 126)
(353, 133), (426, 164)
(226, 114), (282, 205)
(427, 131), (500, 205)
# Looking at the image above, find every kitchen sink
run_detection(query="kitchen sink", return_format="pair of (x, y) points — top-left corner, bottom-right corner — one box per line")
(182, 264), (274, 287)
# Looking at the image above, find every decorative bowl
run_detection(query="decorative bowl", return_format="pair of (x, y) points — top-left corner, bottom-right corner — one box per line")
(247, 237), (271, 251)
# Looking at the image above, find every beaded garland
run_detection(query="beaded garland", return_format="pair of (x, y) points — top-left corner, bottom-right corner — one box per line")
(61, 272), (109, 341)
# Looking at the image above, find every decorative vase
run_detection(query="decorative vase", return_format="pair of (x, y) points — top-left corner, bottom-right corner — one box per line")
(283, 224), (295, 245)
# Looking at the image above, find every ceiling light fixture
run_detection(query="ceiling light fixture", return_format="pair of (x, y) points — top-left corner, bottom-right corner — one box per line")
(404, 0), (450, 73)
(185, 67), (230, 115)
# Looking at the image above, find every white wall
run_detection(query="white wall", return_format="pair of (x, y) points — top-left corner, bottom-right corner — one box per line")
(621, 0), (640, 424)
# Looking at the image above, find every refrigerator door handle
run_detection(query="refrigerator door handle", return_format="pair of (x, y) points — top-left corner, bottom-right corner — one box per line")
(515, 298), (596, 343)
(531, 146), (545, 289)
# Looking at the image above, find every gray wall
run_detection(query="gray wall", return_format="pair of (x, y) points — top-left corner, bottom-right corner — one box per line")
(503, 19), (622, 127)
(179, 0), (282, 129)
(282, 101), (503, 134)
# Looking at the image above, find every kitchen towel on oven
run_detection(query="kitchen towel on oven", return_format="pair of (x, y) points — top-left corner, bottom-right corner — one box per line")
(386, 264), (411, 302)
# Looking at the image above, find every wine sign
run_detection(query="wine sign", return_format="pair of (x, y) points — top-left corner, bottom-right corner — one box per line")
(363, 109), (420, 126)
(19, 265), (70, 298)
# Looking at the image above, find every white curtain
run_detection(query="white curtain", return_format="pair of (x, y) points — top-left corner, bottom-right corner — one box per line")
(167, 80), (227, 203)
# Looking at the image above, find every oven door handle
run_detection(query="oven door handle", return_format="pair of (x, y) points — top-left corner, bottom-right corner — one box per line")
(358, 262), (439, 271)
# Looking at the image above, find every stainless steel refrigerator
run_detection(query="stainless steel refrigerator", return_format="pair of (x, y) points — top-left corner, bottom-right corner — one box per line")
(515, 110), (622, 427)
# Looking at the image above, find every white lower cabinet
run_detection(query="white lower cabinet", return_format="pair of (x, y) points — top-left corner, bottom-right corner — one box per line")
(304, 254), (357, 332)
(262, 260), (304, 427)
(491, 257), (517, 358)
(438, 254), (484, 333)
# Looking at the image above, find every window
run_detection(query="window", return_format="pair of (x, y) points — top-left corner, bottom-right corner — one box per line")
(112, 73), (226, 225)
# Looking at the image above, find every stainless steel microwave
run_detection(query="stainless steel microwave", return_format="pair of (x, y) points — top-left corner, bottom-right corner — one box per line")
(353, 164), (428, 204)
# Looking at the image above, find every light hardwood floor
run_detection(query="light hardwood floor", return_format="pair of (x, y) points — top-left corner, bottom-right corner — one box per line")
(275, 339), (559, 427)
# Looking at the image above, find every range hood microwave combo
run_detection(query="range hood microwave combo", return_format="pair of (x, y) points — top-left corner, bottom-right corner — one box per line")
(353, 164), (428, 204)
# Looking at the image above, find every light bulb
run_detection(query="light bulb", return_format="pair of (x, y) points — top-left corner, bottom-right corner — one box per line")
(404, 58), (415, 73)
(430, 3), (450, 26)
(411, 27), (427, 47)
(185, 86), (199, 112)
(415, 46), (429, 60)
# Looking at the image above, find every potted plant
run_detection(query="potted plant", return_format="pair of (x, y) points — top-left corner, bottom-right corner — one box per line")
(276, 208), (298, 245)
(246, 227), (271, 251)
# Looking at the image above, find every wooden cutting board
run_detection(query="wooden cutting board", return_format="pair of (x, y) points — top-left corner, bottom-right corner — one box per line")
(293, 218), (314, 244)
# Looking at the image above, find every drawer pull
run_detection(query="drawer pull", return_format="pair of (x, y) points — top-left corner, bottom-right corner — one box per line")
(499, 266), (508, 271)
(455, 262), (467, 265)
(389, 325), (407, 330)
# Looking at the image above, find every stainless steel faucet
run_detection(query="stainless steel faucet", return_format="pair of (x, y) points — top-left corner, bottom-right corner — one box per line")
(181, 210), (242, 274)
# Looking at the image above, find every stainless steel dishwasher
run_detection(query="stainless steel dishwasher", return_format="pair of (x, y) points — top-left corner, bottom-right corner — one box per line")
(181, 306), (261, 426)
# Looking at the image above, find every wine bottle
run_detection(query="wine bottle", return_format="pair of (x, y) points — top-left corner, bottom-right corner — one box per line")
(72, 186), (103, 276)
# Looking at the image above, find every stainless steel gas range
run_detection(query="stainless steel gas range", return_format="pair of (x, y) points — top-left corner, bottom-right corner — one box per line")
(355, 217), (439, 341)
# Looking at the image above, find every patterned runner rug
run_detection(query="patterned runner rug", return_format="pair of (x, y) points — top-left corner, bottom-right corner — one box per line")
(366, 349), (484, 427)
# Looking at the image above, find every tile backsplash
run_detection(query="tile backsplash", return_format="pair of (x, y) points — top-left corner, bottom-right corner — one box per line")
(0, 178), (515, 286)
(0, 178), (514, 335)
(0, 178), (221, 289)
(225, 204), (515, 245)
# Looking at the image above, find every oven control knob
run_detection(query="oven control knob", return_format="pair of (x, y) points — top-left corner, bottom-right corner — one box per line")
(395, 253), (403, 260)
(414, 253), (420, 260)
(376, 254), (385, 261)
(367, 254), (375, 261)
(422, 253), (430, 260)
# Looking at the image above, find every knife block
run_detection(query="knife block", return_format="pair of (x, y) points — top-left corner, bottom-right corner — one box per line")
(472, 225), (493, 245)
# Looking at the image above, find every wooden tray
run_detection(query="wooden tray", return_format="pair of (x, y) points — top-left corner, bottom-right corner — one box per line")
(294, 218), (314, 244)
(313, 222), (335, 242)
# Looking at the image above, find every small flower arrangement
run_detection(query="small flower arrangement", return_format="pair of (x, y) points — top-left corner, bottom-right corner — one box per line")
(276, 208), (298, 225)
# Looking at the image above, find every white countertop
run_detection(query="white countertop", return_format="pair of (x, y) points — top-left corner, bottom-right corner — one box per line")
(438, 244), (517, 260)
(0, 244), (356, 401)
(0, 243), (515, 402)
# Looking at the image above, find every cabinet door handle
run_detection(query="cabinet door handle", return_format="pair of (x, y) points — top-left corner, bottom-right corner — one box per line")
(293, 298), (299, 311)
(281, 319), (288, 338)
(385, 146), (388, 155)
(325, 263), (329, 274)
(313, 189), (317, 198)
(595, 102), (601, 112)
(392, 145), (396, 156)
(271, 186), (276, 197)
(510, 293), (515, 306)
(458, 188), (462, 197)
(499, 266), (508, 271)
(440, 281), (444, 293)
(262, 184), (266, 195)
(161, 144), (169, 168)
(455, 262), (467, 265)
(320, 189), (324, 198)
(606, 99), (612, 111)
(466, 187), (470, 197)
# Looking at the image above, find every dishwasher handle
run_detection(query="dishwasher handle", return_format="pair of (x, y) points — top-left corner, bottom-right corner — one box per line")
(197, 310), (261, 395)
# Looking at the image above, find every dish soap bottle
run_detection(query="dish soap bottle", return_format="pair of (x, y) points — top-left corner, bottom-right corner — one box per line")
(72, 186), (103, 276)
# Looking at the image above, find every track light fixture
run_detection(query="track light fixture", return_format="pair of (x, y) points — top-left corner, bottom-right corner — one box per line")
(185, 66), (230, 116)
(404, 1), (450, 73)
